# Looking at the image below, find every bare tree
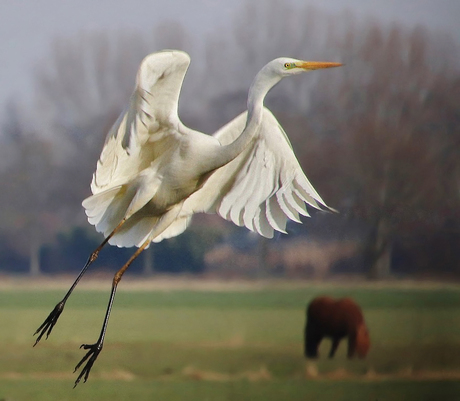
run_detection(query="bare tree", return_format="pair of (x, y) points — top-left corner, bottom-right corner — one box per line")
(305, 21), (460, 277)
(24, 26), (199, 274)
(199, 1), (460, 278)
(0, 101), (64, 274)
(2, 0), (459, 279)
(201, 2), (339, 131)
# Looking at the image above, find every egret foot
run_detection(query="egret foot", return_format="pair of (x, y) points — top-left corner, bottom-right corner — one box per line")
(33, 300), (65, 346)
(73, 341), (103, 387)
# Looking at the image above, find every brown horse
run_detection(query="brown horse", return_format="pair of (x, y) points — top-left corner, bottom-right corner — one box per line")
(304, 296), (370, 359)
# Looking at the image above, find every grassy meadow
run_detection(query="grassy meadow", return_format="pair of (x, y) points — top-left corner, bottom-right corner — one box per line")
(0, 278), (459, 400)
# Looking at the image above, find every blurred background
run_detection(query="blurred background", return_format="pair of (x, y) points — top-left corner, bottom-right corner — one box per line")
(0, 1), (460, 399)
(1, 0), (459, 281)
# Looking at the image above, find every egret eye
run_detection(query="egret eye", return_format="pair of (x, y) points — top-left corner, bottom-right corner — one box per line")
(284, 63), (291, 69)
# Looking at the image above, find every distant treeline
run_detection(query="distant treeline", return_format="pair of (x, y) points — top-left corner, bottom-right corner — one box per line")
(0, 1), (459, 278)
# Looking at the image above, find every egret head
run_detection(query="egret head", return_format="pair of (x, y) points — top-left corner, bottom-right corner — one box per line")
(271, 57), (343, 77)
(249, 57), (342, 110)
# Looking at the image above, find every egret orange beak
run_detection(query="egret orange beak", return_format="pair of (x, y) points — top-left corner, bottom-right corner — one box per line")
(296, 61), (343, 70)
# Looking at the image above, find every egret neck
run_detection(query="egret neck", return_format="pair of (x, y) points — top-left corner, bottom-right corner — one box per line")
(215, 66), (283, 169)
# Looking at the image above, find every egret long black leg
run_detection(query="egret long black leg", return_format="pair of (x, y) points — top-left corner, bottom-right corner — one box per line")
(73, 238), (151, 387)
(33, 219), (127, 346)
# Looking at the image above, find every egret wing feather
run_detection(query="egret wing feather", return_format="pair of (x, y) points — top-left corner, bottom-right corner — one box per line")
(181, 107), (329, 238)
(83, 51), (192, 242)
(90, 50), (190, 195)
(266, 196), (288, 233)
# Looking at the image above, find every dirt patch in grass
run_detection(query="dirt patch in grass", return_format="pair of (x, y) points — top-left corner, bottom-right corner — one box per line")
(181, 365), (272, 382)
(0, 369), (136, 381)
(304, 362), (460, 382)
(1, 366), (460, 383)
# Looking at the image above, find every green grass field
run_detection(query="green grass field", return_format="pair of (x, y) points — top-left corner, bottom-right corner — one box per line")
(0, 280), (459, 400)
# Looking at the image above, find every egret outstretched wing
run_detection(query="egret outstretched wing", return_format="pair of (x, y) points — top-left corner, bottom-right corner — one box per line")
(89, 50), (190, 194)
(181, 107), (329, 238)
(83, 51), (192, 237)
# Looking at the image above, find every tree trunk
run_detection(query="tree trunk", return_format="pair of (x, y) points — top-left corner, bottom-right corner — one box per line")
(29, 236), (41, 276)
(143, 246), (154, 276)
(257, 237), (270, 278)
(368, 218), (392, 279)
(372, 240), (392, 279)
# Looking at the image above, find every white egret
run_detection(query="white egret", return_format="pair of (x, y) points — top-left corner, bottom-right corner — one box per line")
(33, 50), (342, 386)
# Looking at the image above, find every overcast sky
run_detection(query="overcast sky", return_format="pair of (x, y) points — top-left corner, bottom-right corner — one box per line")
(0, 0), (459, 119)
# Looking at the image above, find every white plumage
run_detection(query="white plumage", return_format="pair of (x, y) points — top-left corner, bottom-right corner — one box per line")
(34, 50), (342, 387)
(82, 50), (341, 248)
